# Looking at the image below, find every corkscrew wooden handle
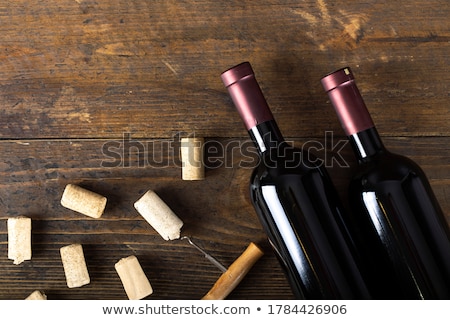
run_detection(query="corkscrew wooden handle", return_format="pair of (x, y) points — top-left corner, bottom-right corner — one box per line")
(201, 242), (264, 300)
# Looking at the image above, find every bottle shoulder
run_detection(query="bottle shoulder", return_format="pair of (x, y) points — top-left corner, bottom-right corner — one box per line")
(251, 147), (326, 184)
(351, 151), (427, 187)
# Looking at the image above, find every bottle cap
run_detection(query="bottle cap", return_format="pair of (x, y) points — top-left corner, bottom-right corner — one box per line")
(321, 67), (374, 136)
(321, 67), (355, 92)
(221, 62), (274, 131)
(221, 61), (254, 87)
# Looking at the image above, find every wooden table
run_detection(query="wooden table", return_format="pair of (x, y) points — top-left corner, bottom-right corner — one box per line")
(0, 0), (449, 300)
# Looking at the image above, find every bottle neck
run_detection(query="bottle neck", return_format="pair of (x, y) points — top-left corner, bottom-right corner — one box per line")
(221, 62), (275, 131)
(349, 127), (386, 161)
(321, 67), (386, 162)
(248, 120), (285, 155)
(221, 62), (286, 156)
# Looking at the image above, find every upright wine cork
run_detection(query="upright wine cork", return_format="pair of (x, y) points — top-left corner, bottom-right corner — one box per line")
(7, 216), (32, 265)
(25, 290), (47, 300)
(61, 184), (107, 218)
(180, 137), (205, 180)
(60, 244), (90, 288)
(115, 255), (153, 300)
(134, 190), (183, 240)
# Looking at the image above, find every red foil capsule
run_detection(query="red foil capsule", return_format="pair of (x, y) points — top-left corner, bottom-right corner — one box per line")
(321, 67), (375, 136)
(221, 62), (274, 131)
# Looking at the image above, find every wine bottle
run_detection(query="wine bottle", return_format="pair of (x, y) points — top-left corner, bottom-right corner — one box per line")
(321, 67), (450, 299)
(221, 62), (371, 299)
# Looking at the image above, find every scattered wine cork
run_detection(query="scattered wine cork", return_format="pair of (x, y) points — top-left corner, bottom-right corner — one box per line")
(115, 255), (153, 300)
(202, 242), (264, 300)
(25, 290), (47, 300)
(60, 244), (90, 288)
(7, 216), (32, 265)
(134, 190), (183, 240)
(60, 184), (107, 218)
(180, 137), (205, 180)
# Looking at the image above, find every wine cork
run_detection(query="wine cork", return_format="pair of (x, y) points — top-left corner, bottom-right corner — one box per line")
(25, 290), (47, 300)
(7, 216), (32, 265)
(60, 244), (90, 288)
(134, 190), (183, 240)
(202, 242), (264, 300)
(61, 184), (107, 218)
(180, 137), (205, 180)
(115, 255), (153, 300)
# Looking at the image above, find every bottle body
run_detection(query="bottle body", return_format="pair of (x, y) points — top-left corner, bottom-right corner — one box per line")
(250, 133), (369, 299)
(222, 62), (370, 299)
(322, 68), (450, 299)
(349, 142), (450, 298)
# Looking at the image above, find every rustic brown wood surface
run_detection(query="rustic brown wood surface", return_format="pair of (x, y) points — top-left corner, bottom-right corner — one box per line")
(0, 0), (449, 300)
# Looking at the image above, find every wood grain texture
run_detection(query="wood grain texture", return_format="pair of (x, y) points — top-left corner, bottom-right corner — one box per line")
(0, 137), (448, 299)
(0, 0), (449, 139)
(0, 0), (449, 299)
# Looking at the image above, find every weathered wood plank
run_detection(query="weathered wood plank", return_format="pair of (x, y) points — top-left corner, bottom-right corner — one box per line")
(0, 0), (449, 139)
(0, 136), (448, 299)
